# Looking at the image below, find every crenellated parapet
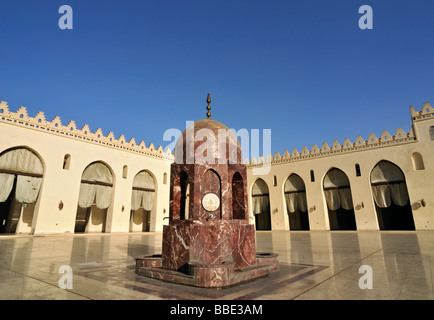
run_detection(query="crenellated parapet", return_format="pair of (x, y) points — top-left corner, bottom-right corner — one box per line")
(246, 103), (432, 167)
(410, 102), (434, 122)
(0, 101), (174, 161)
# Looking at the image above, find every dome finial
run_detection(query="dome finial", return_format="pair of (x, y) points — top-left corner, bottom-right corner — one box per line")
(206, 93), (211, 118)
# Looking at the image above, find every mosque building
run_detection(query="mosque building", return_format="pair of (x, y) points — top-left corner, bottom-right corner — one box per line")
(0, 98), (433, 235)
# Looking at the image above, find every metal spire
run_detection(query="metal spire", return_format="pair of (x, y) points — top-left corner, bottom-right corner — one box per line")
(206, 93), (211, 118)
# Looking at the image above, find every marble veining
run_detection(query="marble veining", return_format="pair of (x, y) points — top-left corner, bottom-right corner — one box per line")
(136, 118), (278, 288)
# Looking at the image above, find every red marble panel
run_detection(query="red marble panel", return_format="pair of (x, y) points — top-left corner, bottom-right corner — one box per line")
(189, 220), (233, 266)
(152, 118), (279, 288)
(162, 221), (191, 272)
(230, 221), (257, 269)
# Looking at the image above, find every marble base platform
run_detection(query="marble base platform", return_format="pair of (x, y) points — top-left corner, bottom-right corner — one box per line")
(135, 252), (279, 288)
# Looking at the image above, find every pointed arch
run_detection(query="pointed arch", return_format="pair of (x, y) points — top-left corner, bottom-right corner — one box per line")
(201, 169), (221, 219)
(251, 178), (271, 230)
(75, 161), (114, 233)
(0, 147), (44, 234)
(130, 170), (156, 232)
(232, 172), (245, 220)
(63, 154), (71, 170)
(180, 170), (190, 220)
(370, 160), (414, 230)
(323, 168), (357, 230)
(284, 173), (309, 230)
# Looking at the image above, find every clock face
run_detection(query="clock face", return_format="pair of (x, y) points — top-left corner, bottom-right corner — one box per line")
(202, 193), (220, 212)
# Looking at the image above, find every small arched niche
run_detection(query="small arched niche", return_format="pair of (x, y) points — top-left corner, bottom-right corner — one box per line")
(232, 172), (245, 220)
(411, 152), (425, 170)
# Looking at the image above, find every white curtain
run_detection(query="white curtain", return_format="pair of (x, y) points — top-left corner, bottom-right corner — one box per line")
(78, 163), (113, 209)
(323, 169), (350, 188)
(371, 161), (409, 208)
(285, 193), (297, 213)
(284, 175), (307, 213)
(252, 179), (270, 215)
(339, 188), (354, 210)
(132, 171), (155, 189)
(371, 161), (404, 184)
(131, 190), (154, 211)
(285, 192), (307, 213)
(372, 183), (408, 208)
(390, 183), (409, 206)
(78, 183), (96, 208)
(15, 175), (42, 204)
(325, 189), (341, 211)
(142, 191), (154, 211)
(0, 148), (44, 175)
(0, 173), (15, 202)
(284, 175), (305, 192)
(253, 195), (269, 214)
(78, 183), (112, 210)
(81, 162), (113, 184)
(298, 193), (307, 212)
(131, 171), (155, 211)
(0, 148), (44, 204)
(131, 189), (142, 211)
(372, 184), (391, 208)
(95, 185), (112, 210)
(323, 169), (353, 210)
(252, 179), (269, 196)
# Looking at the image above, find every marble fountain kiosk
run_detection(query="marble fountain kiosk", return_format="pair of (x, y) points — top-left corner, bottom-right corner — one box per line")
(135, 95), (279, 288)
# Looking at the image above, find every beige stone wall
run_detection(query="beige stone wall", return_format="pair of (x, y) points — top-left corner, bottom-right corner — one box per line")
(247, 103), (434, 231)
(1, 100), (432, 234)
(0, 101), (172, 234)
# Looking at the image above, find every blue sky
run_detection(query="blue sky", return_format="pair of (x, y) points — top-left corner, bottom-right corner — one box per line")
(1, 0), (433, 159)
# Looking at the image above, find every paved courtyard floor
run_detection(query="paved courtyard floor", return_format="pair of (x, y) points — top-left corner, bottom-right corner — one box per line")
(0, 230), (433, 300)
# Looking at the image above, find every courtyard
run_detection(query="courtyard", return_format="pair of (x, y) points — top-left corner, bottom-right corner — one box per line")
(0, 230), (433, 300)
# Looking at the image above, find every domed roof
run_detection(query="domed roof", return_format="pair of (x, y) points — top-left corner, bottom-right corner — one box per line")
(174, 118), (242, 165)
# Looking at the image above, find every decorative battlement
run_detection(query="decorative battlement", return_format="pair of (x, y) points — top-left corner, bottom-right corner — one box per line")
(0, 101), (174, 161)
(2, 100), (430, 167)
(246, 103), (433, 167)
(410, 102), (434, 121)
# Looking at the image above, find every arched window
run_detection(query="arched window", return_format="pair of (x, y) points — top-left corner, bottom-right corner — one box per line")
(180, 171), (190, 220)
(310, 170), (315, 182)
(122, 165), (128, 179)
(75, 162), (114, 233)
(0, 147), (44, 234)
(370, 160), (415, 230)
(430, 126), (434, 141)
(232, 172), (245, 220)
(355, 163), (361, 177)
(411, 152), (425, 170)
(284, 174), (309, 230)
(252, 179), (271, 230)
(63, 154), (71, 170)
(323, 168), (357, 230)
(201, 169), (221, 219)
(130, 170), (156, 232)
